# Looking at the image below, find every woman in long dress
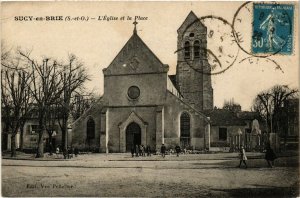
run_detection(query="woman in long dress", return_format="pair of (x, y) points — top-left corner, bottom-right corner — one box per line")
(238, 146), (248, 168)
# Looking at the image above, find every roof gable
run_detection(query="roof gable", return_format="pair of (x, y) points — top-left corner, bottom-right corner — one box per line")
(177, 11), (206, 33)
(103, 33), (168, 76)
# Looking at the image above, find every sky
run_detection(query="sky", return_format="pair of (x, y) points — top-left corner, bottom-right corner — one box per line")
(1, 1), (299, 110)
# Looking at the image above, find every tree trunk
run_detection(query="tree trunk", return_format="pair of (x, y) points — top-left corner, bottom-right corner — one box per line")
(10, 134), (16, 157)
(61, 128), (66, 150)
(49, 134), (53, 155)
(36, 132), (44, 158)
(36, 116), (45, 158)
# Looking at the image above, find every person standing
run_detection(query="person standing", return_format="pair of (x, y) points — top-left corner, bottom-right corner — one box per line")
(141, 145), (145, 157)
(238, 146), (248, 168)
(131, 146), (135, 157)
(161, 144), (166, 158)
(146, 145), (151, 156)
(56, 146), (60, 158)
(175, 145), (181, 157)
(135, 145), (139, 157)
(184, 147), (187, 154)
(139, 145), (143, 156)
(63, 148), (68, 159)
(74, 147), (79, 157)
(265, 144), (277, 168)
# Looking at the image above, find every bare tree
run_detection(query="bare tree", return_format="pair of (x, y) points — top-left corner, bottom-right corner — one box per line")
(19, 51), (64, 158)
(70, 92), (97, 121)
(55, 54), (89, 151)
(252, 85), (298, 135)
(45, 105), (58, 155)
(223, 98), (241, 113)
(1, 52), (32, 156)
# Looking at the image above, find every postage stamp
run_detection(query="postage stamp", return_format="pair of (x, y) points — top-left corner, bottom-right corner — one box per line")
(252, 3), (294, 55)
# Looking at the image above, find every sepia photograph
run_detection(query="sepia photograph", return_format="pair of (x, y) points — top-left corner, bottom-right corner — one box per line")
(1, 1), (299, 197)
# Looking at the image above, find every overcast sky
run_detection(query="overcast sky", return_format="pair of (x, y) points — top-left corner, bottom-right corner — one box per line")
(1, 1), (299, 110)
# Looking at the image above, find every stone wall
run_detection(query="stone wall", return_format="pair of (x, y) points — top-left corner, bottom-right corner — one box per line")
(104, 73), (167, 107)
(163, 92), (208, 150)
(106, 107), (157, 152)
(71, 102), (106, 151)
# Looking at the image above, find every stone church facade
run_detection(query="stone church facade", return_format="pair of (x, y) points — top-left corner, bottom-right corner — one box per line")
(72, 11), (214, 153)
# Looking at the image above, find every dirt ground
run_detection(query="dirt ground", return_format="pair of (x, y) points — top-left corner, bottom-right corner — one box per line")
(1, 153), (299, 197)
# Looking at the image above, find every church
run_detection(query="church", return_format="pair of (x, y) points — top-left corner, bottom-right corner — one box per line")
(72, 11), (214, 153)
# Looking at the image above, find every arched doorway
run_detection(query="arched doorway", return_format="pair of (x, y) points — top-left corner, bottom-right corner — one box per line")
(126, 122), (141, 152)
(180, 112), (190, 148)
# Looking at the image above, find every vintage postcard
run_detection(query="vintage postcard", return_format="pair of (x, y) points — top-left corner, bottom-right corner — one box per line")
(1, 1), (299, 197)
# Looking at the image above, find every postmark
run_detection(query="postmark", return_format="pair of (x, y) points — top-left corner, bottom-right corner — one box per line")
(252, 3), (294, 55)
(176, 15), (240, 75)
(232, 2), (288, 72)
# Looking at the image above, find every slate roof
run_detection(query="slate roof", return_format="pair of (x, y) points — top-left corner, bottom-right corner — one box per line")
(204, 109), (246, 126)
(104, 31), (168, 75)
(237, 111), (262, 121)
(177, 11), (205, 32)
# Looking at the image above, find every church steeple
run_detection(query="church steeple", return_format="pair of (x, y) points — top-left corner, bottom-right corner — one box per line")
(133, 19), (138, 34)
(176, 11), (213, 111)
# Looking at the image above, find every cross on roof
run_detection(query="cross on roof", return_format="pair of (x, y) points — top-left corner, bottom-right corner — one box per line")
(133, 19), (138, 34)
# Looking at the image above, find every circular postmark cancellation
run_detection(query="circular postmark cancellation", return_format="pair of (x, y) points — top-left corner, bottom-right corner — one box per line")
(232, 1), (294, 57)
(176, 15), (240, 75)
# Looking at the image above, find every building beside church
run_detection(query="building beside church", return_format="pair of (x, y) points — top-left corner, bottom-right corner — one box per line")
(72, 11), (214, 152)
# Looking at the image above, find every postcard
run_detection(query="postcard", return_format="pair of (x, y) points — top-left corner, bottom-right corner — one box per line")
(1, 1), (299, 197)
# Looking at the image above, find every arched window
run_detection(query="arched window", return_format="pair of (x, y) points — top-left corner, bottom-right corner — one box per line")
(184, 41), (190, 59)
(87, 118), (95, 139)
(194, 40), (200, 58)
(180, 112), (190, 147)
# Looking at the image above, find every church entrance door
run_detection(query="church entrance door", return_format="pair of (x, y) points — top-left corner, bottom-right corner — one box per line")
(126, 122), (141, 152)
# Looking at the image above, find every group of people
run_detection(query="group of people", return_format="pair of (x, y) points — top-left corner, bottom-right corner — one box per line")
(131, 145), (151, 157)
(131, 144), (182, 158)
(238, 143), (277, 168)
(140, 142), (278, 166)
(160, 144), (181, 157)
(56, 146), (79, 159)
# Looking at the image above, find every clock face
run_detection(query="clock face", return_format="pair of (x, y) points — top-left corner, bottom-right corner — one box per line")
(128, 86), (140, 100)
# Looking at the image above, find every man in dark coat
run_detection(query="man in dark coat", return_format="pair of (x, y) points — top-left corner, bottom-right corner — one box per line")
(131, 146), (135, 157)
(265, 144), (277, 168)
(161, 144), (166, 158)
(74, 147), (79, 157)
(175, 145), (181, 157)
(146, 145), (151, 156)
(135, 145), (139, 157)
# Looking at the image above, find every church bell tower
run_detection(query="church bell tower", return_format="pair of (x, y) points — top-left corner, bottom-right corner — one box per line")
(176, 11), (213, 111)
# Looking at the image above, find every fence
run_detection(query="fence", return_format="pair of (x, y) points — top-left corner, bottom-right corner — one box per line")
(229, 133), (271, 152)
